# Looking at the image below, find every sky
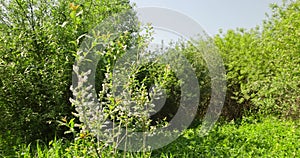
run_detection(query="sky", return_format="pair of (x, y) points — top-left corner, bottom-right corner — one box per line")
(130, 0), (283, 37)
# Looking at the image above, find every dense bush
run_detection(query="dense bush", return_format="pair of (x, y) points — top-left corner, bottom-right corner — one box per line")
(70, 19), (199, 151)
(178, 39), (224, 120)
(0, 0), (132, 148)
(214, 0), (300, 118)
(0, 0), (214, 152)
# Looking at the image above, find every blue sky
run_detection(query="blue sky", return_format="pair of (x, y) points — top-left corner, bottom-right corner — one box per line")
(130, 0), (283, 36)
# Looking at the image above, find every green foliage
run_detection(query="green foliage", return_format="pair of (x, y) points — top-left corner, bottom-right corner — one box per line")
(13, 137), (152, 158)
(214, 29), (260, 119)
(1, 0), (299, 156)
(214, 0), (300, 118)
(177, 39), (216, 119)
(0, 0), (132, 146)
(70, 13), (183, 152)
(257, 0), (300, 117)
(7, 116), (300, 157)
(153, 116), (300, 157)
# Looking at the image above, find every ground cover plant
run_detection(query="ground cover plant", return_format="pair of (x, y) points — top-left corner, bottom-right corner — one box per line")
(11, 116), (300, 157)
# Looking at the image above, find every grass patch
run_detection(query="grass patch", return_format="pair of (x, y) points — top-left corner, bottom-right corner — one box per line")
(152, 117), (300, 157)
(2, 116), (299, 157)
(153, 116), (300, 157)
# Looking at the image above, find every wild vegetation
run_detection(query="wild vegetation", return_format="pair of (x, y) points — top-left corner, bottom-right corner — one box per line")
(0, 0), (299, 157)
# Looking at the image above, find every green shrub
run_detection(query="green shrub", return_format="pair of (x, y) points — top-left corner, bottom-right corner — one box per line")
(0, 0), (132, 146)
(70, 15), (187, 151)
(214, 0), (300, 118)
